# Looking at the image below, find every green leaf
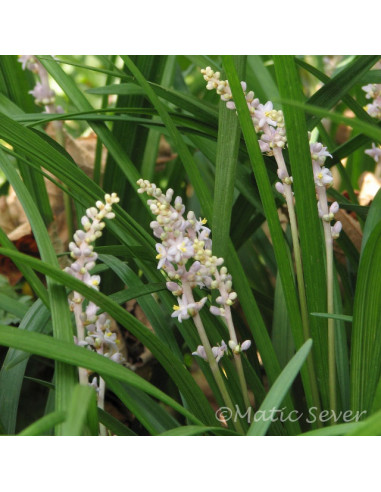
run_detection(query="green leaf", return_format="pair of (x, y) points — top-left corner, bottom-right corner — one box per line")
(304, 55), (380, 130)
(0, 324), (202, 426)
(104, 378), (180, 435)
(0, 149), (77, 433)
(361, 188), (381, 255)
(0, 227), (48, 306)
(122, 55), (301, 434)
(223, 55), (313, 429)
(247, 340), (313, 436)
(350, 222), (381, 414)
(97, 408), (137, 436)
(0, 248), (215, 425)
(62, 384), (98, 436)
(212, 56), (245, 259)
(0, 300), (50, 434)
(160, 425), (238, 436)
(18, 411), (66, 436)
(310, 313), (353, 323)
(300, 422), (362, 436)
(274, 55), (329, 408)
(347, 409), (381, 436)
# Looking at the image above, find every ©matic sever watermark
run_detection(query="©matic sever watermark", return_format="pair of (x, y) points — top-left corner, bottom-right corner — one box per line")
(215, 406), (367, 424)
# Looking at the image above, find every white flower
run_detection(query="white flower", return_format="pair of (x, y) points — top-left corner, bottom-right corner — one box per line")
(365, 143), (381, 163)
(331, 221), (342, 239)
(155, 243), (169, 269)
(192, 341), (227, 363)
(171, 295), (207, 323)
(314, 167), (333, 187)
(212, 341), (228, 363)
(19, 55), (39, 72)
(29, 82), (55, 106)
(192, 345), (207, 361)
(259, 126), (287, 153)
(366, 101), (381, 119)
(275, 182), (285, 195)
(254, 101), (277, 128)
(228, 339), (251, 354)
(329, 201), (340, 215)
(310, 142), (332, 166)
(166, 236), (194, 263)
(362, 83), (381, 100)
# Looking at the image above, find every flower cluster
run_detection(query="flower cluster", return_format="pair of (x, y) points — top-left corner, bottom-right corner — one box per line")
(363, 83), (381, 119)
(137, 179), (251, 364)
(65, 193), (125, 366)
(193, 341), (227, 363)
(192, 339), (251, 364)
(201, 66), (287, 155)
(201, 68), (341, 241)
(201, 66), (292, 207)
(19, 55), (60, 112)
(310, 142), (342, 239)
(137, 179), (234, 311)
(362, 83), (381, 164)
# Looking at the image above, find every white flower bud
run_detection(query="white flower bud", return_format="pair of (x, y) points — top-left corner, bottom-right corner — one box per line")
(241, 340), (252, 351)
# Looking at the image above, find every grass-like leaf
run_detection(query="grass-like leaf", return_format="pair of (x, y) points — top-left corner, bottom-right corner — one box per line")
(247, 340), (313, 436)
(350, 223), (381, 414)
(0, 324), (203, 427)
(61, 384), (98, 436)
(0, 248), (216, 426)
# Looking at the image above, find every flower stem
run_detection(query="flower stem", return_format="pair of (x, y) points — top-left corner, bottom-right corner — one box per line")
(183, 284), (245, 434)
(273, 149), (322, 419)
(73, 299), (89, 386)
(224, 305), (252, 414)
(98, 377), (107, 436)
(323, 220), (337, 417)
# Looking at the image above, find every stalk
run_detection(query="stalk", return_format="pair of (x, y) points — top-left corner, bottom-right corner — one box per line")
(273, 148), (322, 417)
(224, 305), (252, 412)
(73, 301), (89, 386)
(183, 283), (245, 434)
(316, 185), (337, 416)
(98, 377), (107, 436)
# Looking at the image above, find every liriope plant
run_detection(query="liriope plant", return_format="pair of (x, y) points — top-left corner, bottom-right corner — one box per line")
(0, 54), (380, 436)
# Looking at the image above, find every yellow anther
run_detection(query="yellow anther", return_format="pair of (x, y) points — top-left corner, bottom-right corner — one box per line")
(173, 305), (180, 311)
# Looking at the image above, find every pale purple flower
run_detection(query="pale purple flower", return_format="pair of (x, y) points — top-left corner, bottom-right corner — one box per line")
(241, 340), (252, 351)
(18, 55), (39, 72)
(228, 340), (251, 354)
(362, 83), (381, 100)
(275, 182), (285, 195)
(259, 126), (287, 153)
(210, 305), (225, 317)
(171, 295), (207, 323)
(228, 339), (251, 354)
(310, 142), (332, 166)
(254, 101), (277, 128)
(329, 201), (340, 215)
(365, 143), (381, 163)
(331, 221), (342, 239)
(314, 167), (333, 187)
(155, 243), (169, 269)
(193, 341), (227, 363)
(29, 81), (55, 106)
(166, 236), (194, 263)
(212, 341), (228, 363)
(366, 101), (381, 119)
(192, 345), (207, 361)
